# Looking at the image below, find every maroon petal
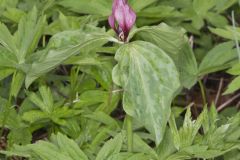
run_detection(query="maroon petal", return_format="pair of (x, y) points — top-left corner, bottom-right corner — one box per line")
(108, 14), (116, 31)
(114, 0), (136, 35)
(110, 0), (136, 41)
(114, 5), (126, 32)
(124, 5), (136, 32)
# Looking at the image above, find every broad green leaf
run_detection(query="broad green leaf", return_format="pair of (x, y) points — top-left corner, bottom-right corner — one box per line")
(214, 0), (238, 13)
(128, 0), (157, 12)
(25, 32), (118, 87)
(58, 0), (157, 17)
(84, 111), (119, 129)
(129, 23), (198, 88)
(193, 0), (218, 16)
(58, 0), (112, 16)
(47, 29), (105, 49)
(158, 0), (192, 8)
(227, 63), (240, 75)
(113, 41), (180, 145)
(206, 12), (228, 27)
(51, 107), (82, 119)
(210, 26), (240, 41)
(74, 90), (108, 108)
(0, 0), (18, 9)
(64, 56), (101, 66)
(96, 133), (123, 160)
(137, 5), (176, 18)
(224, 76), (240, 94)
(199, 42), (238, 75)
(45, 13), (86, 35)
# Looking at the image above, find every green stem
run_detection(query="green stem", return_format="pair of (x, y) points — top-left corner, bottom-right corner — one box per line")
(0, 96), (12, 136)
(1, 72), (15, 136)
(198, 80), (207, 105)
(126, 115), (133, 152)
(43, 35), (46, 47)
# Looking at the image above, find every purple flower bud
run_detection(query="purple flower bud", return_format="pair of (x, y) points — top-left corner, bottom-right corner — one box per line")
(108, 0), (136, 41)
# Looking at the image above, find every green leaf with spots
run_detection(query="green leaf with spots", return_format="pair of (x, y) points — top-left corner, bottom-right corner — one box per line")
(128, 24), (198, 88)
(113, 41), (180, 145)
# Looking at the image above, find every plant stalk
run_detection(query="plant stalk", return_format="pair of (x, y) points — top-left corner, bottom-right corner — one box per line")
(126, 115), (133, 152)
(198, 80), (207, 105)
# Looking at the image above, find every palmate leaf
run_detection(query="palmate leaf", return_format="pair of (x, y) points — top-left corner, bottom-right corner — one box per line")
(166, 105), (240, 160)
(28, 85), (54, 113)
(23, 86), (82, 126)
(14, 6), (46, 63)
(0, 7), (46, 97)
(199, 42), (238, 76)
(2, 133), (88, 160)
(0, 7), (46, 64)
(7, 127), (32, 147)
(113, 41), (180, 145)
(96, 133), (123, 160)
(51, 133), (88, 160)
(129, 23), (198, 88)
(0, 22), (18, 55)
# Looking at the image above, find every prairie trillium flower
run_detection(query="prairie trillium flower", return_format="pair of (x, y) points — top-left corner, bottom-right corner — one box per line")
(108, 0), (136, 42)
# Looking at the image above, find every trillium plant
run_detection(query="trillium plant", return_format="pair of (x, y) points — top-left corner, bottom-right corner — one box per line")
(109, 0), (183, 148)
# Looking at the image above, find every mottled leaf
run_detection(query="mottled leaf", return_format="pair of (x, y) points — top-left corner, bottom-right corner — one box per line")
(129, 24), (198, 88)
(113, 41), (180, 145)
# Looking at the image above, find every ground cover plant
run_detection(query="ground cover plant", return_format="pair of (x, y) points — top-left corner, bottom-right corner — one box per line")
(0, 0), (239, 159)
